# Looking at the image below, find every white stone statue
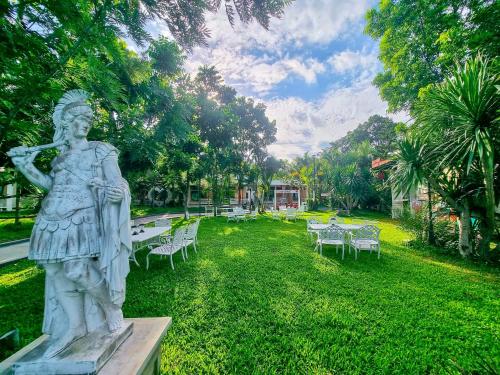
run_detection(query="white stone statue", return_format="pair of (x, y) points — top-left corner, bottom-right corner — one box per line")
(8, 90), (132, 359)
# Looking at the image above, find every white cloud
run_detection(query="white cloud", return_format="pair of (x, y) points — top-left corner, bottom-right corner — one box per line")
(265, 81), (409, 160)
(140, 0), (378, 95)
(328, 50), (379, 73)
(185, 48), (326, 94)
(201, 0), (375, 50)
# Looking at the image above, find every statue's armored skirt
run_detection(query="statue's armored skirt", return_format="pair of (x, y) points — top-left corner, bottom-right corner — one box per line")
(28, 144), (111, 263)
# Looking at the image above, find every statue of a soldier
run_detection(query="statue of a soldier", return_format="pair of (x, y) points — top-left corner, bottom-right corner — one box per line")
(8, 90), (132, 358)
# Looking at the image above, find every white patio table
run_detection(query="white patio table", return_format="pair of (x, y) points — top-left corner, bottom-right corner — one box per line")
(216, 206), (232, 216)
(308, 223), (364, 252)
(308, 223), (363, 232)
(130, 226), (171, 265)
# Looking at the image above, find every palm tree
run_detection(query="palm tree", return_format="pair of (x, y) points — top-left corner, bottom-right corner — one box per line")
(389, 136), (436, 245)
(415, 54), (499, 257)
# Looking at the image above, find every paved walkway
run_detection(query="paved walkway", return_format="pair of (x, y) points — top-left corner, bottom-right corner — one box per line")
(0, 212), (205, 266)
(0, 241), (29, 266)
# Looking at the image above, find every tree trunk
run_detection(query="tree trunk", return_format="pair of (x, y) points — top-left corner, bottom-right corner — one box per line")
(478, 221), (492, 259)
(479, 155), (495, 259)
(457, 201), (473, 257)
(212, 173), (218, 218)
(14, 181), (21, 226)
(184, 174), (190, 220)
(237, 176), (242, 205)
(427, 182), (436, 245)
(198, 178), (201, 217)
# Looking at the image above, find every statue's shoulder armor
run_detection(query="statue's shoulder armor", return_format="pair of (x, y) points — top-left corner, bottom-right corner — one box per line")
(88, 141), (118, 162)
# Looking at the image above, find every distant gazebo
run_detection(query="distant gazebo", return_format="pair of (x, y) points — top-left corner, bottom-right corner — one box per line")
(269, 180), (307, 209)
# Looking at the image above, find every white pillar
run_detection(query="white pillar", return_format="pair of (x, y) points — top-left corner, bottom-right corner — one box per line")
(273, 187), (276, 209)
(6, 183), (15, 211)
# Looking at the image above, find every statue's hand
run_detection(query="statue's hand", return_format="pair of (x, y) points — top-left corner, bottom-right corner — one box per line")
(9, 147), (39, 168)
(89, 177), (105, 188)
(106, 186), (123, 203)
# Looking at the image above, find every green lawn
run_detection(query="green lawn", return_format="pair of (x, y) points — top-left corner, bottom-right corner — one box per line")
(0, 218), (35, 244)
(0, 213), (498, 373)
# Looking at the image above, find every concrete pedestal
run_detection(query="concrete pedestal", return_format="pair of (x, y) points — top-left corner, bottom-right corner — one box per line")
(0, 317), (172, 375)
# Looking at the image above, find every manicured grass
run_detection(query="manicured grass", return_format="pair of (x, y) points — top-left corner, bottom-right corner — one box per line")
(0, 213), (499, 373)
(0, 218), (35, 244)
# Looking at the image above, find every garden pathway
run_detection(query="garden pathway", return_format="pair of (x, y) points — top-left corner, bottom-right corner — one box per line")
(0, 241), (29, 266)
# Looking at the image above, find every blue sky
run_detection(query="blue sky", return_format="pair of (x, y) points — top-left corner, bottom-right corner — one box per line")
(140, 0), (406, 159)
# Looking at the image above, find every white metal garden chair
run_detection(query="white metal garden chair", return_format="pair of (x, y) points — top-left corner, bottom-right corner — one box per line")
(350, 225), (381, 260)
(285, 208), (298, 221)
(234, 207), (247, 222)
(193, 218), (201, 245)
(227, 210), (237, 222)
(296, 205), (304, 218)
(183, 221), (200, 257)
(247, 210), (257, 220)
(155, 218), (172, 243)
(146, 226), (186, 270)
(306, 218), (320, 243)
(316, 225), (347, 258)
(271, 208), (281, 221)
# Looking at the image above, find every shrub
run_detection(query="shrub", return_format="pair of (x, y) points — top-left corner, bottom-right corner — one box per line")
(398, 208), (461, 256)
(398, 208), (427, 244)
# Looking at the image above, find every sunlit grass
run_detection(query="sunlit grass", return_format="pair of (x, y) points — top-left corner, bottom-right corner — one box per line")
(0, 213), (498, 373)
(0, 218), (34, 244)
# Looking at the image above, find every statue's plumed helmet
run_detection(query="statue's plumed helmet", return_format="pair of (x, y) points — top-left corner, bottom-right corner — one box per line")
(52, 90), (91, 148)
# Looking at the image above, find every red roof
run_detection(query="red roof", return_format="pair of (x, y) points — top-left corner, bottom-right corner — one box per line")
(371, 158), (392, 169)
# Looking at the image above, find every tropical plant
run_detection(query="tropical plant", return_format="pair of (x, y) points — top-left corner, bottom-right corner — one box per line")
(389, 136), (436, 245)
(415, 54), (499, 257)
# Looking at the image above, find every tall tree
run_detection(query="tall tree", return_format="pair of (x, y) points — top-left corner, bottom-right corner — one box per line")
(330, 115), (399, 158)
(365, 0), (499, 112)
(1, 0), (292, 162)
(389, 137), (436, 245)
(414, 54), (499, 257)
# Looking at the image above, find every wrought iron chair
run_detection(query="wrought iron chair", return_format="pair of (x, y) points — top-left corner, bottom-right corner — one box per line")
(146, 226), (186, 270)
(155, 218), (172, 243)
(316, 224), (347, 258)
(183, 221), (200, 257)
(349, 225), (381, 260)
(306, 218), (320, 243)
(285, 208), (298, 221)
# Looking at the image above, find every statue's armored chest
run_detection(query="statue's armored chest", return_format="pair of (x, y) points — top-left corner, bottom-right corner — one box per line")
(41, 149), (99, 219)
(52, 149), (97, 179)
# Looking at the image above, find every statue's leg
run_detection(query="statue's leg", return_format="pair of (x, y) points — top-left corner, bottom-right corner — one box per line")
(43, 263), (87, 358)
(64, 259), (124, 332)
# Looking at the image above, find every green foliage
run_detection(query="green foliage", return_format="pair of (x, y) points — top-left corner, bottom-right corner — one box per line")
(389, 136), (427, 196)
(1, 2), (281, 216)
(412, 54), (499, 256)
(283, 116), (398, 212)
(365, 0), (499, 112)
(399, 208), (470, 256)
(1, 214), (499, 372)
(330, 115), (400, 158)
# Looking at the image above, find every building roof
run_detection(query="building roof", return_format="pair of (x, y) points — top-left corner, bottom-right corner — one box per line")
(270, 179), (287, 186)
(371, 158), (393, 170)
